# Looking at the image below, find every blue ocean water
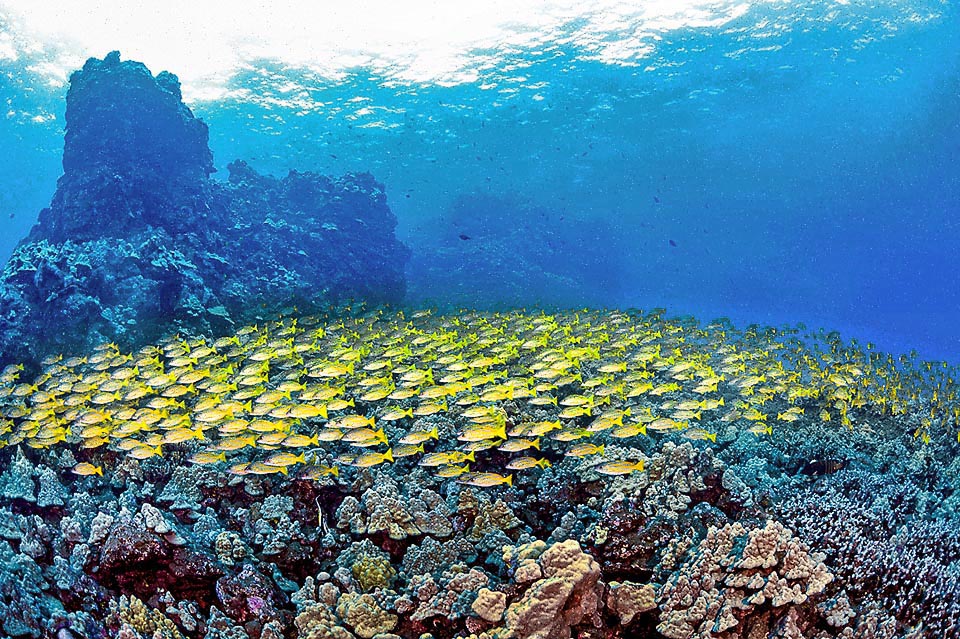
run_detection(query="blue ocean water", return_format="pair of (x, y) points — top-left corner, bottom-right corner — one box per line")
(1, 1), (958, 361)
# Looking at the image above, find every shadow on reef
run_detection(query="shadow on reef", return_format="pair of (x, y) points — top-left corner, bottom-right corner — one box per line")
(0, 51), (409, 371)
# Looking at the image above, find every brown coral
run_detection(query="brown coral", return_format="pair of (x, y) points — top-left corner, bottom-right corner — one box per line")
(657, 519), (833, 639)
(607, 581), (657, 625)
(109, 595), (184, 639)
(499, 539), (603, 639)
(336, 592), (398, 639)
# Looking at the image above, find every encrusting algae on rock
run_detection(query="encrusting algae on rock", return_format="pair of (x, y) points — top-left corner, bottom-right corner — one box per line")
(0, 307), (958, 638)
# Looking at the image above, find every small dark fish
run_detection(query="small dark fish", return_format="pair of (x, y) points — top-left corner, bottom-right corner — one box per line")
(654, 196), (661, 203)
(459, 234), (471, 241)
(669, 239), (677, 247)
(800, 458), (846, 476)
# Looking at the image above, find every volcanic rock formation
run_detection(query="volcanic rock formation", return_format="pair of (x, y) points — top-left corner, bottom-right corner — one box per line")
(0, 51), (408, 368)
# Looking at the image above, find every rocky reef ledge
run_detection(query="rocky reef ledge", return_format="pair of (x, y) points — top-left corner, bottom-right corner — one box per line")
(0, 51), (409, 369)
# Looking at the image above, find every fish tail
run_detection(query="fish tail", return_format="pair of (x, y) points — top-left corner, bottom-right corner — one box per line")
(429, 426), (438, 439)
(505, 474), (513, 487)
(708, 433), (717, 442)
(383, 448), (394, 462)
(95, 466), (103, 476)
(532, 438), (540, 450)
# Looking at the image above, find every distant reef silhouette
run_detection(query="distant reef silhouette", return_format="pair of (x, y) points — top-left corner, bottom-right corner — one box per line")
(0, 51), (409, 368)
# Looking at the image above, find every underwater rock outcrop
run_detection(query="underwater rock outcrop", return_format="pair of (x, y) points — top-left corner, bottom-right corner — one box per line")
(0, 51), (408, 368)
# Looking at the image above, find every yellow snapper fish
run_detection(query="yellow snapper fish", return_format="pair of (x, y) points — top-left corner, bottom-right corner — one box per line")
(612, 423), (647, 438)
(381, 407), (415, 422)
(288, 404), (329, 420)
(326, 398), (356, 411)
(565, 443), (605, 457)
(330, 415), (376, 430)
(263, 452), (306, 467)
(461, 439), (502, 452)
(315, 428), (345, 442)
(247, 462), (288, 475)
(341, 428), (388, 445)
(558, 405), (592, 419)
(648, 417), (685, 432)
(594, 459), (645, 476)
(127, 444), (164, 459)
(777, 409), (803, 422)
(458, 423), (507, 443)
(497, 437), (540, 452)
(393, 443), (426, 458)
(72, 462), (103, 476)
(550, 427), (593, 442)
(682, 428), (717, 443)
(505, 456), (552, 470)
(300, 464), (339, 480)
(282, 433), (320, 448)
(419, 450), (475, 467)
(748, 423), (773, 436)
(436, 463), (472, 478)
(399, 426), (439, 445)
(458, 472), (513, 488)
(527, 420), (562, 436)
(351, 448), (394, 468)
(216, 434), (259, 451)
(161, 427), (205, 445)
(188, 451), (228, 465)
(414, 401), (448, 416)
(528, 395), (558, 407)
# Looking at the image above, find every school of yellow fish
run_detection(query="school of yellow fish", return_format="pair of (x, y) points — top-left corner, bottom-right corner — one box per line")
(0, 308), (954, 487)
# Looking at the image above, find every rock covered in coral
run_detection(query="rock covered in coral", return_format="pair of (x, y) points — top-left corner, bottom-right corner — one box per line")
(0, 446), (36, 502)
(607, 581), (657, 626)
(656, 519), (833, 639)
(502, 540), (603, 639)
(0, 51), (408, 368)
(335, 472), (452, 540)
